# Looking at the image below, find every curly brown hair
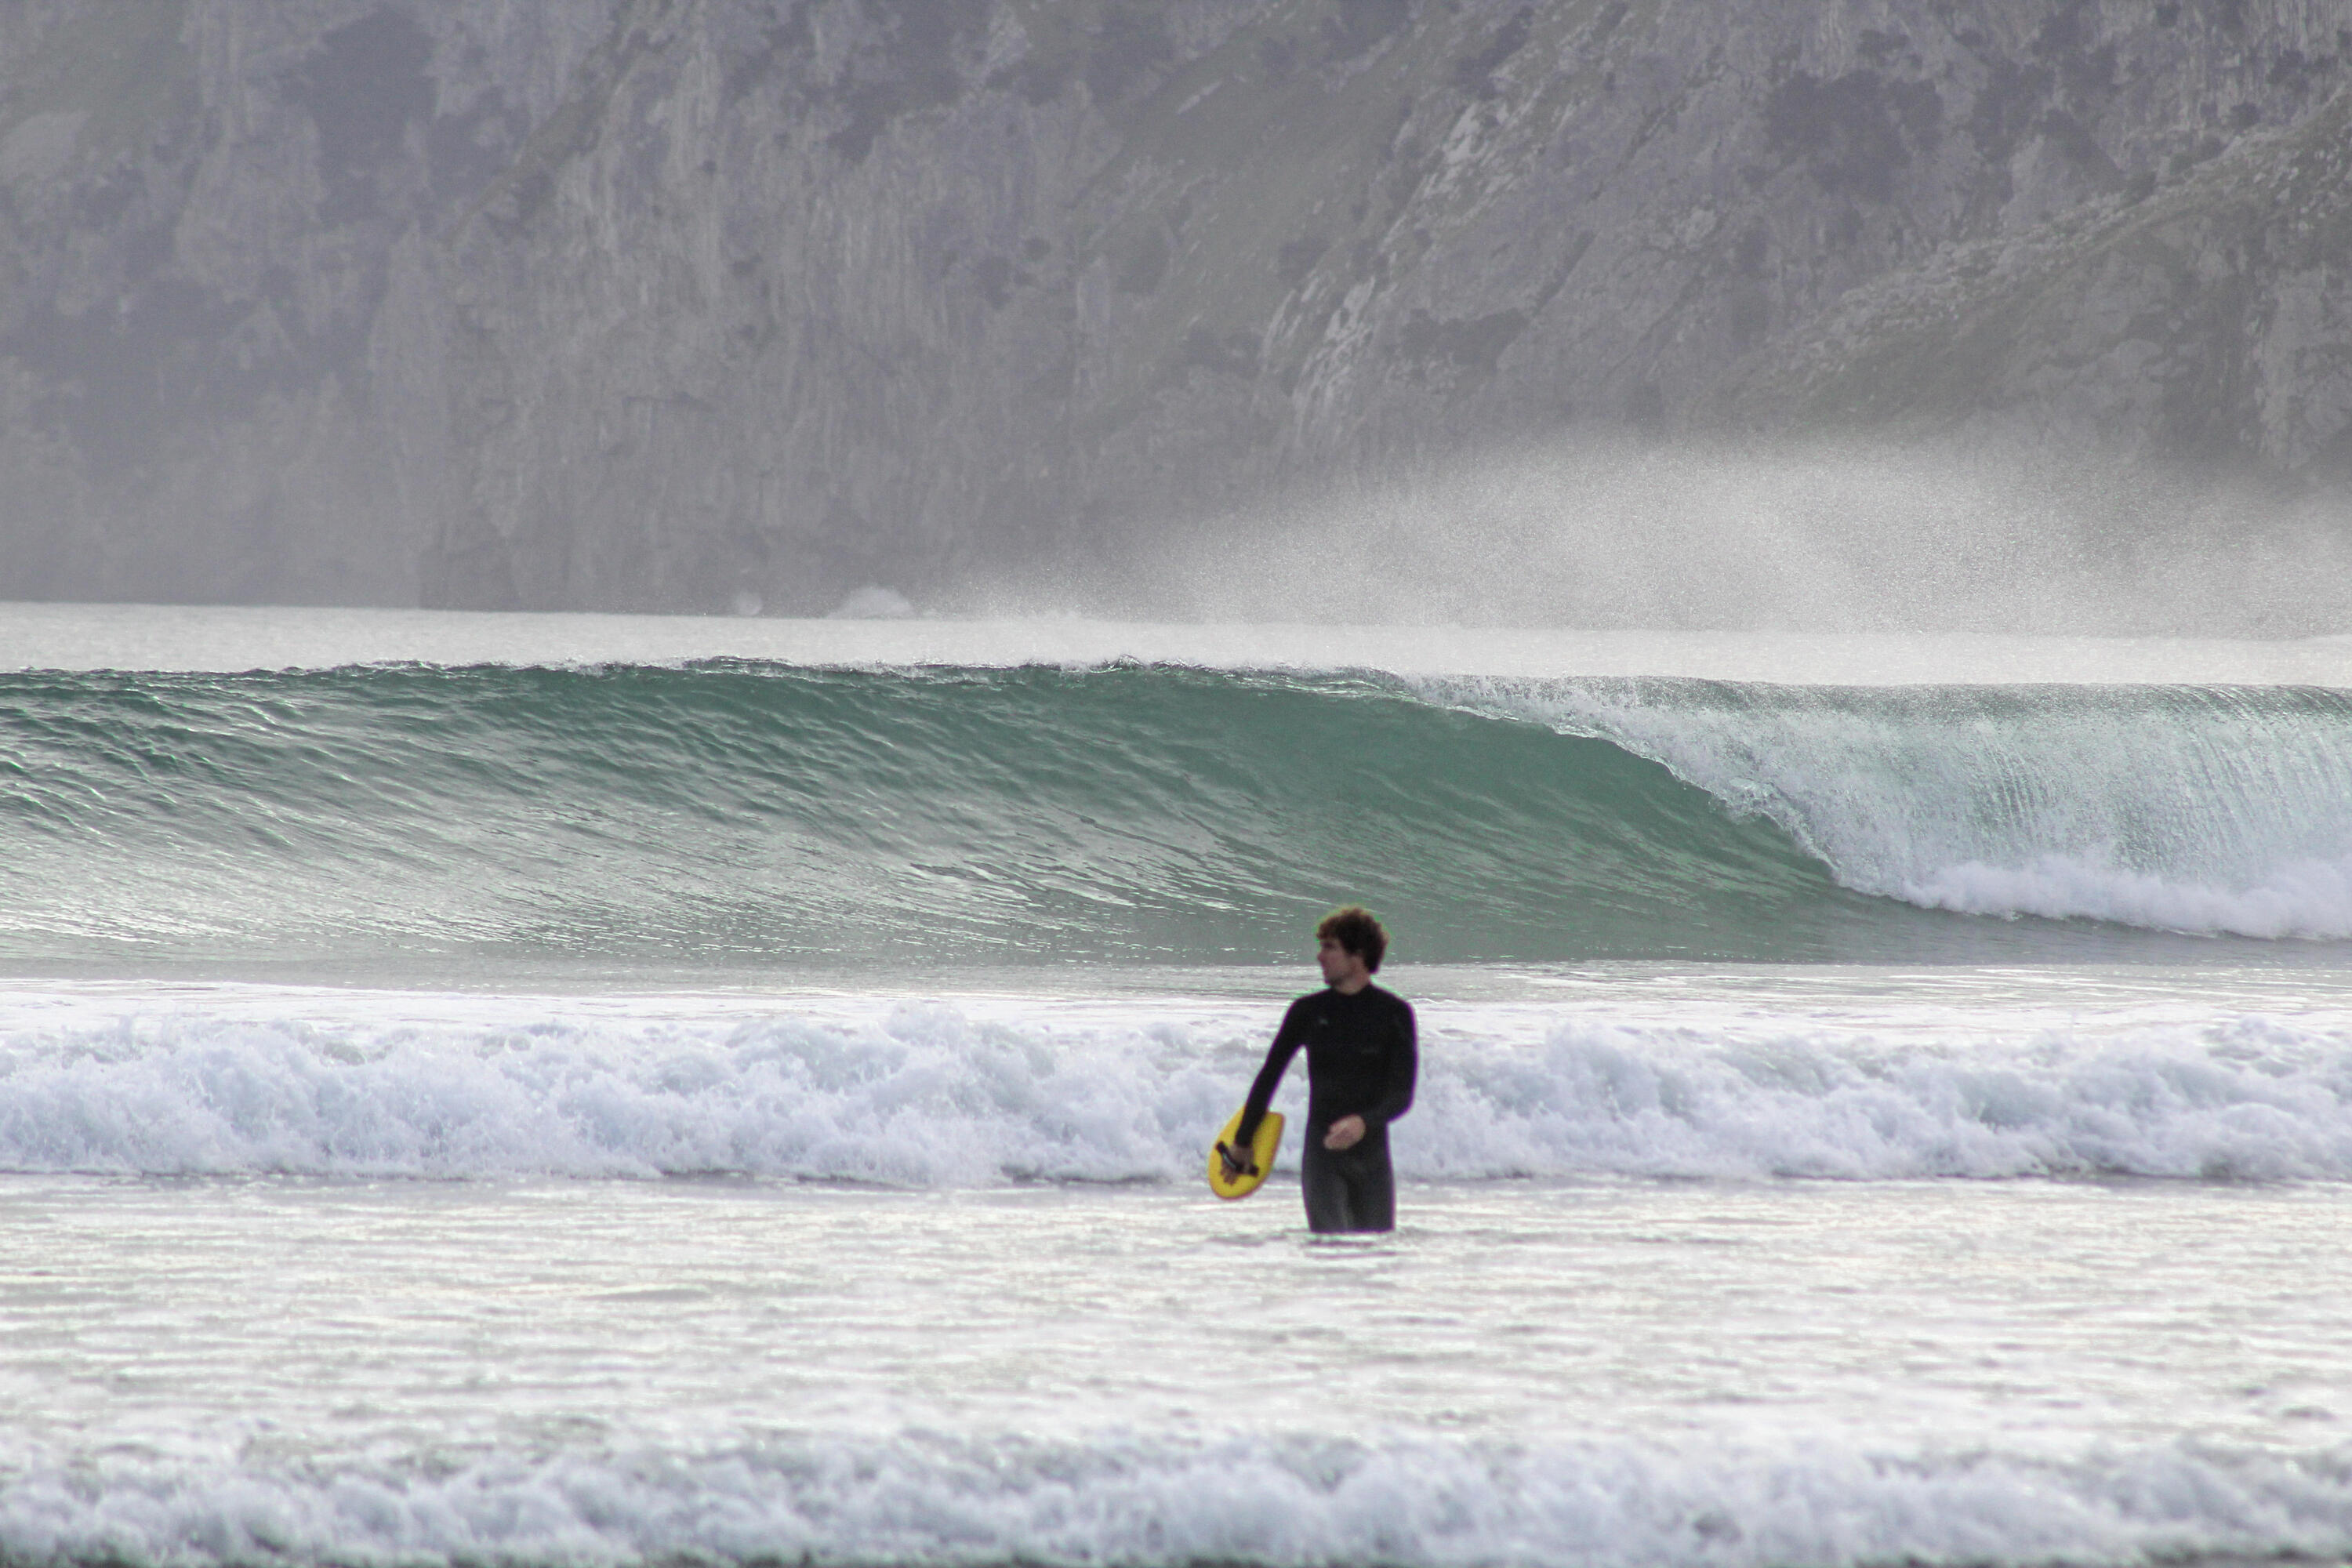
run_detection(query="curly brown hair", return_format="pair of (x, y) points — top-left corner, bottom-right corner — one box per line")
(1316, 906), (1389, 972)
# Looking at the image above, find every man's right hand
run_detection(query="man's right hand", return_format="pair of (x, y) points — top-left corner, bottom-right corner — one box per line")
(1217, 1140), (1257, 1178)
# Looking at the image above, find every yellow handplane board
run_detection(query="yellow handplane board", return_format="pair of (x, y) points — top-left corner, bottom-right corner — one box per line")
(1207, 1109), (1284, 1200)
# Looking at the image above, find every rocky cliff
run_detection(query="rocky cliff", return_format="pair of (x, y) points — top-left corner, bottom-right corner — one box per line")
(1, 0), (2347, 616)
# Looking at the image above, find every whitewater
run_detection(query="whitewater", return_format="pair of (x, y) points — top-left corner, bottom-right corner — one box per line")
(5, 606), (2352, 1568)
(9, 978), (2352, 1183)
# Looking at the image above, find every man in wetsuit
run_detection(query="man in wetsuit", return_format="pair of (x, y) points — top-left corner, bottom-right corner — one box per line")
(1218, 906), (1417, 1233)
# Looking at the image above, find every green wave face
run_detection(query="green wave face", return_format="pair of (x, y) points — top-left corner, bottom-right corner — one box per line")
(0, 662), (2343, 974)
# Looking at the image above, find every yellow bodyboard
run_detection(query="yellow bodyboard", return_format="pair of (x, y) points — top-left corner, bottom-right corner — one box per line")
(1207, 1109), (1285, 1200)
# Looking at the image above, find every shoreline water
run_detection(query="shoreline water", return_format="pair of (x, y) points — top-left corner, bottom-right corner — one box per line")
(5, 608), (2351, 1567)
(5, 1173), (2351, 1568)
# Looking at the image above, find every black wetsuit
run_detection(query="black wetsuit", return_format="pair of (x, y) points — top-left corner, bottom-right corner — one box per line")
(1235, 984), (1417, 1232)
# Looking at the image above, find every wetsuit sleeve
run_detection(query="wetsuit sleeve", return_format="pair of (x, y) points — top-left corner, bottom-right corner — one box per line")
(1367, 999), (1417, 1127)
(1234, 1001), (1308, 1145)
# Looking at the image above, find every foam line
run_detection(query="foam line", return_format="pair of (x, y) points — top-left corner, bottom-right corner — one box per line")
(3, 1429), (2350, 1568)
(4, 1004), (2349, 1182)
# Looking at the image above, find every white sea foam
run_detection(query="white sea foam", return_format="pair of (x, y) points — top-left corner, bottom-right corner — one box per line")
(3, 1428), (2350, 1568)
(1441, 1016), (2352, 1179)
(4, 996), (2350, 1182)
(1432, 677), (2352, 941)
(0, 1004), (1229, 1183)
(1901, 853), (2352, 939)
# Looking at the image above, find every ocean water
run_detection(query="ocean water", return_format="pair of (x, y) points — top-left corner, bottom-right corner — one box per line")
(5, 606), (2352, 1568)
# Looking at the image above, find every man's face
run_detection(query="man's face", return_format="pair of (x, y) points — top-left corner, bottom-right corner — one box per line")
(1317, 935), (1367, 987)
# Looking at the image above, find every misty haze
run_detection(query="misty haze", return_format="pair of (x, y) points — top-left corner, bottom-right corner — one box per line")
(2, 0), (2349, 627)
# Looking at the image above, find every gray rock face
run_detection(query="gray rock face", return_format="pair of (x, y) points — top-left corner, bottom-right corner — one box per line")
(2, 0), (2347, 615)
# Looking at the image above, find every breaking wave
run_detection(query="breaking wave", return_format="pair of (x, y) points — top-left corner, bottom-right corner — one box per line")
(4, 1427), (2351, 1568)
(2, 662), (2350, 970)
(5, 1000), (2350, 1181)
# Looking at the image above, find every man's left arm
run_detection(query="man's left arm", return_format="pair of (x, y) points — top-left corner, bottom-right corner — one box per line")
(1367, 1000), (1417, 1126)
(1323, 1000), (1418, 1151)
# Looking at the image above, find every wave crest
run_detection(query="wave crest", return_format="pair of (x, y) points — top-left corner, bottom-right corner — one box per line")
(6, 664), (2352, 966)
(1433, 677), (2352, 942)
